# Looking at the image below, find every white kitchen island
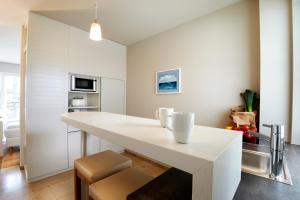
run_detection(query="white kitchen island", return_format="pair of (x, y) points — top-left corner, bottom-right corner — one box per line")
(61, 112), (242, 200)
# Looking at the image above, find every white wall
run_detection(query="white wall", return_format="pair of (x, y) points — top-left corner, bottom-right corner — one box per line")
(24, 12), (126, 180)
(0, 62), (19, 73)
(259, 0), (292, 140)
(291, 0), (300, 145)
(127, 0), (260, 128)
(0, 26), (21, 64)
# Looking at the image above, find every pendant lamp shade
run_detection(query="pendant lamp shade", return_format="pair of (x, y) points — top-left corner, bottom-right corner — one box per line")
(90, 0), (102, 41)
(90, 20), (102, 41)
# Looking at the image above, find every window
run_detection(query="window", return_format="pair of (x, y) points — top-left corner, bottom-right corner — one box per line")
(0, 73), (20, 121)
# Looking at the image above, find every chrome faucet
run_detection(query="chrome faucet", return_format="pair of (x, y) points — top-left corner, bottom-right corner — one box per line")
(247, 124), (285, 179)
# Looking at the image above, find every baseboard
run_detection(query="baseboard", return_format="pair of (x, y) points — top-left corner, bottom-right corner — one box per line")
(27, 167), (73, 183)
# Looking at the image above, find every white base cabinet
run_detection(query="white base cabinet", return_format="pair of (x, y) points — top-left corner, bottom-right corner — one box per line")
(67, 133), (124, 168)
(68, 132), (102, 168)
(87, 134), (101, 155)
(68, 131), (81, 167)
(101, 139), (124, 153)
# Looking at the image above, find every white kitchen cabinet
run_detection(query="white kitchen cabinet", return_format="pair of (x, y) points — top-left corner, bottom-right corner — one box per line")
(68, 131), (81, 167)
(68, 132), (101, 168)
(67, 77), (126, 161)
(101, 77), (126, 114)
(24, 13), (126, 180)
(87, 134), (101, 155)
(100, 139), (124, 153)
(67, 81), (101, 159)
(100, 77), (126, 152)
(68, 27), (126, 80)
(25, 13), (69, 180)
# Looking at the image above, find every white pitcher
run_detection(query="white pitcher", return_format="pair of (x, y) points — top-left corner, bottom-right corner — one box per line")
(155, 108), (174, 128)
(171, 112), (195, 144)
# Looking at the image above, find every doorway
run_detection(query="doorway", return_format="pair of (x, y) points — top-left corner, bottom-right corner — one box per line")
(0, 69), (21, 168)
(0, 25), (22, 169)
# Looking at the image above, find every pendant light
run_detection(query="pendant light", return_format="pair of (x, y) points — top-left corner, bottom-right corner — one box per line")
(90, 0), (102, 41)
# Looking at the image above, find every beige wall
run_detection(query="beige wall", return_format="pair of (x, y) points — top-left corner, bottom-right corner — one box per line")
(127, 0), (260, 128)
(259, 0), (292, 141)
(291, 0), (300, 144)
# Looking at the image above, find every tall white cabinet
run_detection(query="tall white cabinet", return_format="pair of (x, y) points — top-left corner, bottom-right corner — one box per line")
(101, 78), (126, 114)
(25, 14), (69, 179)
(24, 13), (126, 181)
(100, 77), (126, 152)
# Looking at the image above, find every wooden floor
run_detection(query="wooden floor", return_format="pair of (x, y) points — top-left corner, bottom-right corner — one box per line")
(0, 148), (20, 169)
(0, 152), (167, 200)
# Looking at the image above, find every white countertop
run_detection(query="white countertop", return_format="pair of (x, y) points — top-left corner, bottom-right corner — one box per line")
(62, 112), (240, 162)
(61, 112), (242, 200)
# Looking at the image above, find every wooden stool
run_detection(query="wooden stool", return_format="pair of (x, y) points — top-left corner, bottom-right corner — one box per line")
(74, 150), (132, 200)
(89, 168), (153, 200)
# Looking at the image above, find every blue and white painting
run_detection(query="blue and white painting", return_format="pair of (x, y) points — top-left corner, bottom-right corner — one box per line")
(156, 68), (181, 94)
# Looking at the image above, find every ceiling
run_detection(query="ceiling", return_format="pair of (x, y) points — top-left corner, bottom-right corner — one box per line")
(0, 0), (241, 63)
(35, 0), (243, 45)
(0, 0), (94, 26)
(1, 0), (242, 45)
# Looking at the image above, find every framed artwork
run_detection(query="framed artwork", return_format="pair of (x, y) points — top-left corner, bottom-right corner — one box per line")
(156, 68), (181, 94)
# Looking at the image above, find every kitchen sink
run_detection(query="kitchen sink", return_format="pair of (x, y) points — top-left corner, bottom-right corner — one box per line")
(242, 143), (293, 185)
(242, 148), (270, 176)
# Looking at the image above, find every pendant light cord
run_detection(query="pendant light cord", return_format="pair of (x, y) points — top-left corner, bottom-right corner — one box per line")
(94, 0), (98, 20)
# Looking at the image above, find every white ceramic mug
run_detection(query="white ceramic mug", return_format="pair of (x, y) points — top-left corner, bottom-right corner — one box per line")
(155, 108), (174, 128)
(171, 112), (195, 144)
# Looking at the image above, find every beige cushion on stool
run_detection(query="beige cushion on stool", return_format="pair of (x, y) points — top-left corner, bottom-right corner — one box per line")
(75, 150), (132, 183)
(89, 168), (153, 200)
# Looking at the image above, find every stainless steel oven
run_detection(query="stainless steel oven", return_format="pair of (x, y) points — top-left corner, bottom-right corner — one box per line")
(70, 74), (98, 92)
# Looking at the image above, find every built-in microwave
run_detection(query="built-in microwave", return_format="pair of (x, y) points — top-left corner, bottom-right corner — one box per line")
(70, 74), (98, 92)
